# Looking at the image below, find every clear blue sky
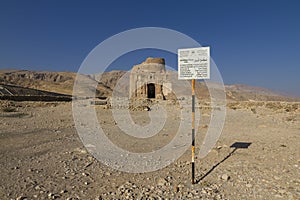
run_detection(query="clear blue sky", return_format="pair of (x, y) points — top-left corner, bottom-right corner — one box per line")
(0, 0), (299, 96)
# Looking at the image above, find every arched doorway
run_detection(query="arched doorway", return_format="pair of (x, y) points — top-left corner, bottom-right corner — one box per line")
(147, 83), (155, 98)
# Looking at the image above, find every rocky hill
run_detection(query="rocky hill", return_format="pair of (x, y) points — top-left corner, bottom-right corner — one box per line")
(0, 70), (119, 97)
(0, 69), (299, 102)
(225, 84), (299, 102)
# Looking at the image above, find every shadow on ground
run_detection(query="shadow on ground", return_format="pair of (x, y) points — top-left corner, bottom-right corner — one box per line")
(196, 142), (252, 183)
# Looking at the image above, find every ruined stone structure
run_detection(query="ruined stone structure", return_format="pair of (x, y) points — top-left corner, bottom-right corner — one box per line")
(129, 58), (172, 100)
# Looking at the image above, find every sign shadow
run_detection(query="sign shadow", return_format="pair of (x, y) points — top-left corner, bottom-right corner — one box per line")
(196, 142), (251, 183)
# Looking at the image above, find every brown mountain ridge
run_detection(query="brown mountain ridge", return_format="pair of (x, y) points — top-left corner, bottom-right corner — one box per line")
(0, 69), (299, 102)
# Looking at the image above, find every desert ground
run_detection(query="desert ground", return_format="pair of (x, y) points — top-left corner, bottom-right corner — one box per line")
(0, 100), (299, 200)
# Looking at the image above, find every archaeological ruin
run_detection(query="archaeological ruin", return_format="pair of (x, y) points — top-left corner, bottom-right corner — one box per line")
(129, 58), (173, 100)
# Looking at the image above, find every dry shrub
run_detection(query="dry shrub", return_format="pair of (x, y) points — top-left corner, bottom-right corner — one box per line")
(251, 108), (257, 114)
(1, 107), (16, 112)
(228, 102), (240, 110)
(286, 115), (296, 122)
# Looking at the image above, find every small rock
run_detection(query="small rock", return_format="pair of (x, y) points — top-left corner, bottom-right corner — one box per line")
(95, 196), (103, 200)
(157, 177), (167, 186)
(82, 172), (89, 176)
(246, 183), (252, 188)
(48, 193), (53, 198)
(16, 196), (27, 200)
(221, 174), (230, 181)
(34, 185), (41, 190)
(47, 193), (60, 199)
(187, 192), (193, 198)
(143, 106), (150, 111)
(60, 190), (67, 194)
(278, 189), (286, 194)
(274, 176), (280, 180)
(202, 124), (208, 128)
(173, 185), (179, 193)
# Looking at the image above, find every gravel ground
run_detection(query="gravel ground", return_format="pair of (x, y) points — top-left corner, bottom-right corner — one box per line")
(0, 100), (299, 199)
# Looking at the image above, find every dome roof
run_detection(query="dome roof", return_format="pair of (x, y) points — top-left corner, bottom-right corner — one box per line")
(132, 57), (166, 73)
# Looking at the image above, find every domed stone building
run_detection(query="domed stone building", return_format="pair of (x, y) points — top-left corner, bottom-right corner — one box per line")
(129, 58), (172, 99)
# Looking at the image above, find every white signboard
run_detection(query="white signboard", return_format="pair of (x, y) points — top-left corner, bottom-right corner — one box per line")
(178, 47), (210, 80)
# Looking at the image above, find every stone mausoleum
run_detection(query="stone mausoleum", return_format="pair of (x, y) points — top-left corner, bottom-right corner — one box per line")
(129, 58), (172, 100)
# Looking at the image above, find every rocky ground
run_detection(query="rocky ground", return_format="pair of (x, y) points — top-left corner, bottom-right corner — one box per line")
(0, 100), (299, 199)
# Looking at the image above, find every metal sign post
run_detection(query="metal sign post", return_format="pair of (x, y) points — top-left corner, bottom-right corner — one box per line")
(191, 79), (195, 184)
(178, 47), (210, 184)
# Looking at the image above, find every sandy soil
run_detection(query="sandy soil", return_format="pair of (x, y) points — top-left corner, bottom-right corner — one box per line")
(0, 100), (299, 199)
